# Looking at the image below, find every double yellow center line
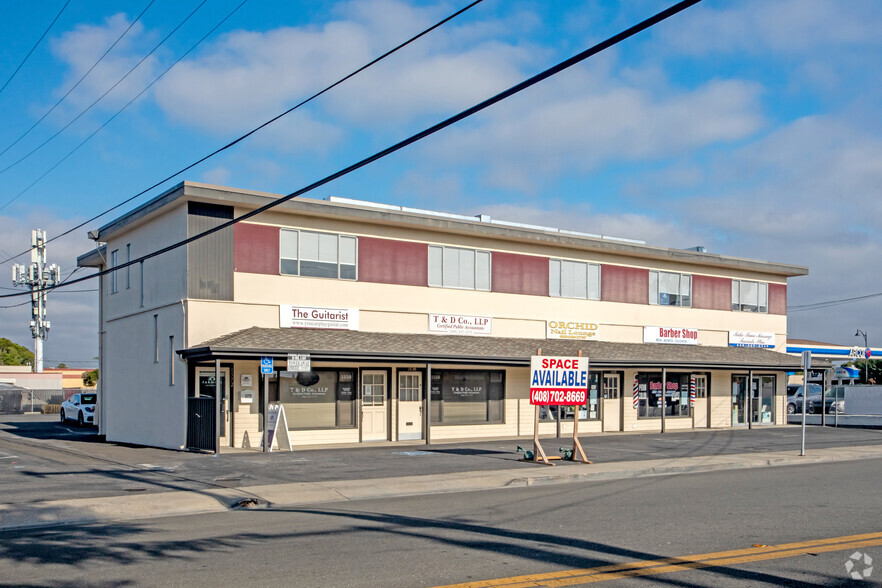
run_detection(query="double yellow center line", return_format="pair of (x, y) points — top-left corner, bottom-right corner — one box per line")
(432, 531), (882, 587)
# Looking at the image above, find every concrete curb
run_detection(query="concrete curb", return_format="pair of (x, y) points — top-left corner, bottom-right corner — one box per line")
(3, 445), (881, 531)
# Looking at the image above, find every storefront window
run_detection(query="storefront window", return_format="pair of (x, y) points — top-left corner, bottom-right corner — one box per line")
(271, 369), (356, 429)
(637, 373), (691, 418)
(430, 369), (504, 425)
(541, 372), (619, 421)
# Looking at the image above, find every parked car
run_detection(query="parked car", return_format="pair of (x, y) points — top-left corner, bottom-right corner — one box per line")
(786, 384), (822, 414)
(60, 393), (97, 427)
(810, 389), (845, 414)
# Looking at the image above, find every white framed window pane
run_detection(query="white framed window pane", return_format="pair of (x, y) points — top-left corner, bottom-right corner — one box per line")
(280, 229), (298, 259)
(442, 247), (459, 288)
(476, 251), (490, 291)
(587, 264), (600, 300)
(300, 232), (319, 260)
(458, 249), (475, 289)
(549, 260), (561, 297)
(680, 275), (691, 307)
(758, 282), (768, 313)
(649, 271), (658, 305)
(732, 280), (740, 310)
(318, 233), (337, 263)
(741, 280), (758, 312)
(572, 261), (587, 299)
(428, 246), (442, 287)
(560, 260), (575, 297)
(659, 272), (680, 305)
(339, 236), (356, 280)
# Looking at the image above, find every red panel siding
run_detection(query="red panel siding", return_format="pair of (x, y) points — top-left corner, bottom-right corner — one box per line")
(692, 275), (731, 311)
(234, 223), (279, 275)
(601, 265), (648, 304)
(491, 252), (548, 296)
(358, 237), (427, 286)
(769, 283), (787, 315)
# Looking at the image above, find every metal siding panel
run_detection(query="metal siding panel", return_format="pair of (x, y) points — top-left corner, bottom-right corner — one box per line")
(235, 223), (280, 275)
(491, 251), (548, 296)
(768, 283), (787, 315)
(188, 203), (233, 300)
(692, 275), (731, 311)
(358, 236), (428, 286)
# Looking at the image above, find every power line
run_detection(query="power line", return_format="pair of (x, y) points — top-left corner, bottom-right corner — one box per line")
(0, 0), (486, 263)
(0, 0), (210, 180)
(0, 0), (158, 159)
(0, 0), (248, 216)
(0, 0), (703, 300)
(0, 1), (71, 97)
(789, 291), (882, 313)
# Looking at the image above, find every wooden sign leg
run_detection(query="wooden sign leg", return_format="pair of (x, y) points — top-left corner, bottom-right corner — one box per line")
(532, 403), (552, 465)
(571, 405), (591, 464)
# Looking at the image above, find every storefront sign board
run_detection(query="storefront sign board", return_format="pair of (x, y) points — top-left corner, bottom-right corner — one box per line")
(265, 404), (292, 452)
(429, 313), (492, 336)
(728, 331), (775, 348)
(280, 305), (359, 330)
(529, 356), (589, 405)
(546, 321), (598, 340)
(644, 326), (698, 345)
(287, 353), (311, 372)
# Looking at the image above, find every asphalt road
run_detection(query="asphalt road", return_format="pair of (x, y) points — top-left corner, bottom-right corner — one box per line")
(3, 415), (882, 505)
(2, 458), (879, 587)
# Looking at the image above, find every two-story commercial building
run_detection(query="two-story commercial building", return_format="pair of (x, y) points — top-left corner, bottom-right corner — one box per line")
(78, 182), (807, 451)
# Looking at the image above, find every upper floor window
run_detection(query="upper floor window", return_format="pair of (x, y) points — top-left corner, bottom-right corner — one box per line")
(280, 229), (357, 280)
(428, 245), (490, 291)
(649, 271), (691, 307)
(110, 249), (119, 294)
(732, 280), (767, 312)
(549, 259), (600, 299)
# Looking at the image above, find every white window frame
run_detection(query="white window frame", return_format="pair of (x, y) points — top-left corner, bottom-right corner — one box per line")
(731, 280), (768, 313)
(549, 259), (600, 300)
(279, 229), (357, 280)
(427, 245), (491, 291)
(649, 271), (691, 307)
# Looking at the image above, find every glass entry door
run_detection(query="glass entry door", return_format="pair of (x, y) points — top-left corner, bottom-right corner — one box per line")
(732, 375), (747, 426)
(398, 372), (423, 440)
(733, 375), (776, 426)
(196, 368), (230, 442)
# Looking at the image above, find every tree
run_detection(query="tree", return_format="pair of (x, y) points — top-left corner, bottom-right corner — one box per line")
(0, 338), (33, 366)
(55, 363), (67, 369)
(82, 368), (99, 387)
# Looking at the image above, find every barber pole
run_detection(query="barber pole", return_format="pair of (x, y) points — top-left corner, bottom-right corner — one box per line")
(689, 376), (696, 407)
(633, 378), (639, 408)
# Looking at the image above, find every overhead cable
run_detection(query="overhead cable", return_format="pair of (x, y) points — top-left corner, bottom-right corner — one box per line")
(0, 0), (486, 263)
(0, 0), (703, 300)
(0, 1), (71, 97)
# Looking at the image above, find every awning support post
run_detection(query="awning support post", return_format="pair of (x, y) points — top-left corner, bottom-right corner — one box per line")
(570, 349), (590, 463)
(214, 358), (221, 455)
(661, 367), (667, 434)
(425, 364), (432, 446)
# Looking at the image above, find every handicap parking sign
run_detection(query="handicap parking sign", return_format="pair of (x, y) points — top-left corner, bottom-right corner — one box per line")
(260, 356), (274, 374)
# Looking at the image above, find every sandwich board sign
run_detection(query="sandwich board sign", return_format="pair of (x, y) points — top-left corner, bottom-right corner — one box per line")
(529, 356), (589, 405)
(264, 404), (292, 452)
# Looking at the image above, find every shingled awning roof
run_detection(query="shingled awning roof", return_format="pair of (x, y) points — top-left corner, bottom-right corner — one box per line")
(180, 327), (805, 370)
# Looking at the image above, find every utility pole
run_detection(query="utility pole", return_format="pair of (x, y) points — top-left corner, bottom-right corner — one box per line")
(11, 229), (60, 373)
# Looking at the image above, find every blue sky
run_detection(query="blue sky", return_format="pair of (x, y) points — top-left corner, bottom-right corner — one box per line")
(0, 0), (880, 367)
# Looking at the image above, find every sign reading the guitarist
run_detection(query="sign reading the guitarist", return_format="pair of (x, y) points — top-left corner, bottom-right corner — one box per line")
(529, 356), (589, 405)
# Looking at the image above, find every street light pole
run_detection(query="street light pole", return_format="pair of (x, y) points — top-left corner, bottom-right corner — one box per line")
(855, 329), (868, 383)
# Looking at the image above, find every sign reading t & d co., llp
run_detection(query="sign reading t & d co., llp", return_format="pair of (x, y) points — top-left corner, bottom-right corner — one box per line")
(529, 356), (589, 406)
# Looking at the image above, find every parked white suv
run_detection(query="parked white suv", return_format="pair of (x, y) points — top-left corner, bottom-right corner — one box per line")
(60, 393), (97, 427)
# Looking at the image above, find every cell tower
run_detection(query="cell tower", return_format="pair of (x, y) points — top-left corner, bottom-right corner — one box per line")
(11, 229), (60, 373)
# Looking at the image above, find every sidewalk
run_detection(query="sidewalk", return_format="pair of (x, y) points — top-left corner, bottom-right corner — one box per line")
(2, 425), (882, 531)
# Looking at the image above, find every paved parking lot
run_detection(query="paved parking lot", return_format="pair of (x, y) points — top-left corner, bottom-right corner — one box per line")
(2, 415), (881, 505)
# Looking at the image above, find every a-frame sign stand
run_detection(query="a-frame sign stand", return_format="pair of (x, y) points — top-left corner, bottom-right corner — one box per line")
(527, 348), (592, 466)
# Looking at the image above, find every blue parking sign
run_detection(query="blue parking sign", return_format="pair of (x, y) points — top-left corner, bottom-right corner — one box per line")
(260, 356), (274, 374)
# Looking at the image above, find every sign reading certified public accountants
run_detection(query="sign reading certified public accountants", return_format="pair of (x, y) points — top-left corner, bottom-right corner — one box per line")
(643, 326), (698, 345)
(728, 331), (775, 348)
(428, 313), (492, 336)
(280, 305), (359, 330)
(546, 320), (598, 340)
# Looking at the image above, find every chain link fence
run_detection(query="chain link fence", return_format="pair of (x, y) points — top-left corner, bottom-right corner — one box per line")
(0, 388), (95, 415)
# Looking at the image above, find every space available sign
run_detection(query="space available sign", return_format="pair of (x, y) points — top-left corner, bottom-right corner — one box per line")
(429, 313), (492, 336)
(546, 320), (599, 340)
(728, 331), (775, 348)
(280, 305), (359, 330)
(529, 356), (589, 406)
(644, 326), (698, 345)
